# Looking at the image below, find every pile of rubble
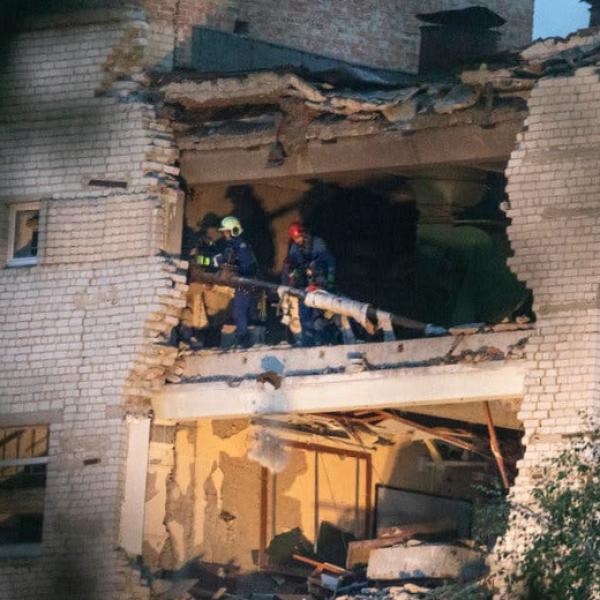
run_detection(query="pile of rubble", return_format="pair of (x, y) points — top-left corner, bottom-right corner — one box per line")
(337, 580), (489, 600)
(145, 529), (492, 600)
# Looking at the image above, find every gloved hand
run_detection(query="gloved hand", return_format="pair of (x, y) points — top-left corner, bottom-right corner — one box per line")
(224, 247), (235, 265)
(326, 272), (335, 291)
(424, 323), (448, 337)
(289, 268), (303, 288)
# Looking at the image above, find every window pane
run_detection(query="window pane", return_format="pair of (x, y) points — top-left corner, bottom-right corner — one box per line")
(0, 514), (43, 545)
(0, 427), (47, 546)
(0, 464), (47, 490)
(12, 209), (39, 259)
(0, 427), (48, 460)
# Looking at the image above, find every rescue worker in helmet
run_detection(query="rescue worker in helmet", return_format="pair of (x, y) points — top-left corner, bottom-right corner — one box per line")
(184, 213), (233, 346)
(216, 216), (259, 348)
(195, 212), (226, 272)
(282, 222), (336, 346)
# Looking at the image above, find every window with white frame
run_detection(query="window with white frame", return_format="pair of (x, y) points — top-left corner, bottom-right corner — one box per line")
(7, 202), (40, 267)
(0, 426), (48, 557)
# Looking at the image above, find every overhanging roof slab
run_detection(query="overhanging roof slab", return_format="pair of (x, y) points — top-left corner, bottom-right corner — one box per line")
(180, 119), (523, 185)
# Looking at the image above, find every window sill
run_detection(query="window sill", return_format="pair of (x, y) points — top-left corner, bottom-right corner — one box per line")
(6, 258), (38, 268)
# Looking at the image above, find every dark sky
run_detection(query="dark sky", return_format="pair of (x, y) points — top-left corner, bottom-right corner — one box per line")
(534, 0), (589, 38)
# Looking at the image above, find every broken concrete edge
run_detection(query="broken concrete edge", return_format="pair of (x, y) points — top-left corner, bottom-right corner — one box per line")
(158, 69), (530, 128)
(155, 28), (600, 138)
(173, 103), (528, 154)
(149, 26), (600, 187)
(522, 26), (600, 61)
(174, 330), (531, 384)
(178, 343), (528, 385)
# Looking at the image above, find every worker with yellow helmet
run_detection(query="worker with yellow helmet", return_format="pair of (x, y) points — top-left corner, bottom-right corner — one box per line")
(216, 215), (259, 347)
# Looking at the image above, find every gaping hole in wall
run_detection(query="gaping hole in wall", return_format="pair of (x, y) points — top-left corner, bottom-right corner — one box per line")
(144, 401), (524, 593)
(177, 168), (533, 350)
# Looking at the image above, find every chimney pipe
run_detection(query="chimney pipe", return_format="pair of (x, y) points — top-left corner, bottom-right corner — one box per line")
(584, 1), (600, 27)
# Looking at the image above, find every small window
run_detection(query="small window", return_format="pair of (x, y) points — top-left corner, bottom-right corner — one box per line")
(7, 202), (40, 267)
(0, 426), (48, 558)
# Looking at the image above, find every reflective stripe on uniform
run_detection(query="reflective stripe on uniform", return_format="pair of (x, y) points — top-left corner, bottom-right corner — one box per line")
(196, 255), (211, 266)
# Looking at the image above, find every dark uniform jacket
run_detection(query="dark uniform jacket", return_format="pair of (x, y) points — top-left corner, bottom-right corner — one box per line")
(195, 236), (227, 272)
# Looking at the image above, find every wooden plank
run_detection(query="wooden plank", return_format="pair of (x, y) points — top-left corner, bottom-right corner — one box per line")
(375, 411), (483, 455)
(292, 554), (350, 575)
(483, 401), (510, 489)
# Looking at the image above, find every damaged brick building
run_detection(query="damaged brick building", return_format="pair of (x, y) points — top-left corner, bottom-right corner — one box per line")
(0, 0), (598, 598)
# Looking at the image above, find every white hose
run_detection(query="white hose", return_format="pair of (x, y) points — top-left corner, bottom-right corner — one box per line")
(304, 290), (371, 328)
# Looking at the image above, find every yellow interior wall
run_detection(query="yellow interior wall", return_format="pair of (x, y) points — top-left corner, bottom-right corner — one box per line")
(173, 418), (479, 570)
(192, 418), (260, 568)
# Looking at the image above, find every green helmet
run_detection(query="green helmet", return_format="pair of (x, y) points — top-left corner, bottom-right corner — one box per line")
(219, 216), (243, 237)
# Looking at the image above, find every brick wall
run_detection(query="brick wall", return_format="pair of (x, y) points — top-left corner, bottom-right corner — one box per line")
(492, 66), (600, 591)
(139, 0), (533, 72)
(237, 0), (534, 72)
(0, 8), (185, 600)
(142, 0), (240, 68)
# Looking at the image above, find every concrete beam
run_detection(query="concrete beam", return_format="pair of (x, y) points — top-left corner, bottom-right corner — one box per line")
(120, 416), (151, 556)
(153, 362), (527, 421)
(180, 120), (522, 185)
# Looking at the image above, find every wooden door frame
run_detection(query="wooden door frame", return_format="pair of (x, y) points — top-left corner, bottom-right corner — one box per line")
(258, 440), (372, 569)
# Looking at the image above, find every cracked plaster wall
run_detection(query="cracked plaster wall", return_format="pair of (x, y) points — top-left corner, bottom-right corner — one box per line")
(149, 418), (483, 571)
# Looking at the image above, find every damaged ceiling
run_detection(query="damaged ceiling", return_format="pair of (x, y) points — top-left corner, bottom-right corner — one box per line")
(153, 26), (600, 178)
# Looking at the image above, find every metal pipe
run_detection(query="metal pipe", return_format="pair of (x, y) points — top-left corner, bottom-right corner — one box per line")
(259, 467), (269, 569)
(189, 267), (434, 333)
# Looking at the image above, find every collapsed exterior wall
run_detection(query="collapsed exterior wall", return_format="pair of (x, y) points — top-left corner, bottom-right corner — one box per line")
(493, 63), (600, 590)
(0, 7), (184, 600)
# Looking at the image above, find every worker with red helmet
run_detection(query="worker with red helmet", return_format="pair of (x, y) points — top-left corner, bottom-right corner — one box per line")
(282, 221), (336, 346)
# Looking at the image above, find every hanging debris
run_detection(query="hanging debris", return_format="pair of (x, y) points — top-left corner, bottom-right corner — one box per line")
(248, 428), (290, 473)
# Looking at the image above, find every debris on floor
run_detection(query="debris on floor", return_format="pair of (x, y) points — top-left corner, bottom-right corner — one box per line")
(266, 528), (316, 567)
(366, 543), (486, 581)
(293, 554), (354, 598)
(346, 520), (457, 568)
(335, 578), (490, 600)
